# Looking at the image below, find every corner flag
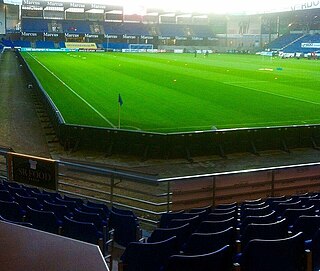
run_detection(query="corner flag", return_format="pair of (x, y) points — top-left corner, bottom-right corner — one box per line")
(118, 94), (123, 106)
(118, 94), (123, 129)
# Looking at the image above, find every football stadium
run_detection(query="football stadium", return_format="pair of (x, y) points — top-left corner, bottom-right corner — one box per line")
(2, 0), (320, 270)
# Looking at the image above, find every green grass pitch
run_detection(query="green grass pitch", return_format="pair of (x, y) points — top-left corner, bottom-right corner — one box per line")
(21, 52), (320, 133)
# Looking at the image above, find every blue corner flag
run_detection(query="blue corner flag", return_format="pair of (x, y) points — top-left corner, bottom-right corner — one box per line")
(118, 94), (123, 106)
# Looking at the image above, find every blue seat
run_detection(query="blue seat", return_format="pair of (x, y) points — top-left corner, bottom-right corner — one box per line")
(86, 200), (110, 217)
(0, 190), (14, 201)
(291, 215), (320, 241)
(312, 228), (320, 271)
(159, 210), (185, 228)
(206, 210), (237, 221)
(182, 227), (235, 255)
(168, 215), (201, 232)
(43, 200), (71, 220)
(55, 197), (78, 212)
(239, 232), (306, 271)
(64, 195), (84, 207)
(240, 218), (289, 250)
(241, 205), (272, 218)
(72, 208), (107, 232)
(240, 211), (277, 234)
(80, 204), (108, 220)
(275, 200), (303, 215)
(188, 205), (212, 215)
(147, 223), (192, 251)
(26, 206), (62, 234)
(0, 214), (33, 228)
(120, 236), (177, 271)
(29, 191), (53, 204)
(14, 193), (43, 211)
(63, 216), (104, 247)
(214, 202), (237, 210)
(197, 217), (236, 233)
(7, 186), (30, 197)
(109, 210), (141, 247)
(166, 245), (233, 271)
(42, 190), (62, 200)
(282, 205), (315, 226)
(112, 206), (136, 217)
(0, 200), (25, 221)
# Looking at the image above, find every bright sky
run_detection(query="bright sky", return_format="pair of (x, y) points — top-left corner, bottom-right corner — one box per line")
(5, 0), (303, 14)
(91, 0), (299, 14)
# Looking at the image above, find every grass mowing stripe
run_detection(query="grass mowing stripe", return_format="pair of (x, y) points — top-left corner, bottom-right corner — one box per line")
(26, 52), (116, 128)
(226, 82), (320, 106)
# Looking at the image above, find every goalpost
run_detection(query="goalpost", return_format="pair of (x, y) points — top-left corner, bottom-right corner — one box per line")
(128, 43), (154, 52)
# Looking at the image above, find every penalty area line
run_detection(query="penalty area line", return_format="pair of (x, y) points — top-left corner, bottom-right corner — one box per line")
(26, 52), (116, 128)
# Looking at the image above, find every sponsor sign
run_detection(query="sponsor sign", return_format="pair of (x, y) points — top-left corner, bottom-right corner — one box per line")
(21, 32), (38, 37)
(65, 42), (97, 49)
(301, 42), (320, 48)
(10, 153), (57, 190)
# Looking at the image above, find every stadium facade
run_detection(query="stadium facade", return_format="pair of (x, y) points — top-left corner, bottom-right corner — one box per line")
(0, 0), (319, 52)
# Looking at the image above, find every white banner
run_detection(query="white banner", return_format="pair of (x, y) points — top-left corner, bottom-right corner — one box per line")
(0, 5), (5, 35)
(301, 43), (320, 48)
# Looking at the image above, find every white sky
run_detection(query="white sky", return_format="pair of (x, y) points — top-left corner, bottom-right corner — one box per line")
(5, 0), (303, 14)
(88, 0), (300, 14)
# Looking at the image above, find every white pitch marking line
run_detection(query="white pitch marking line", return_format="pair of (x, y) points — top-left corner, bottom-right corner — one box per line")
(27, 52), (116, 128)
(226, 82), (320, 106)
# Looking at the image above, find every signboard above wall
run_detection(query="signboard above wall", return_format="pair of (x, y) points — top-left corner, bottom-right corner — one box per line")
(8, 152), (58, 190)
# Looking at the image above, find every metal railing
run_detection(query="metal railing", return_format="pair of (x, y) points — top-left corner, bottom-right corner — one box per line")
(1, 146), (320, 228)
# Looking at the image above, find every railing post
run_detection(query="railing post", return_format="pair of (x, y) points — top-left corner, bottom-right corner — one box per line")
(212, 176), (216, 207)
(166, 181), (171, 212)
(110, 175), (114, 206)
(271, 170), (275, 197)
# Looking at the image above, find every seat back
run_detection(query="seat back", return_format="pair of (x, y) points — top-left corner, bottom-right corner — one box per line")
(241, 205), (272, 218)
(197, 217), (236, 233)
(241, 218), (289, 249)
(292, 215), (320, 240)
(183, 227), (235, 255)
(109, 210), (139, 247)
(63, 216), (102, 245)
(43, 200), (70, 220)
(159, 210), (185, 228)
(112, 206), (136, 217)
(73, 208), (106, 230)
(241, 232), (305, 271)
(26, 206), (61, 234)
(166, 245), (233, 271)
(80, 204), (108, 220)
(86, 200), (110, 217)
(282, 205), (315, 225)
(169, 215), (201, 231)
(206, 210), (237, 221)
(240, 211), (277, 234)
(0, 200), (25, 221)
(14, 193), (42, 211)
(121, 236), (177, 271)
(148, 223), (192, 250)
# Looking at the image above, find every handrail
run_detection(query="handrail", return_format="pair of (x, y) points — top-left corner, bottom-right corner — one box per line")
(158, 160), (320, 182)
(1, 147), (320, 227)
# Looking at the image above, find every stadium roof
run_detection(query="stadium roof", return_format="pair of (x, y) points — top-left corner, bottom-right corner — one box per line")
(9, 0), (320, 15)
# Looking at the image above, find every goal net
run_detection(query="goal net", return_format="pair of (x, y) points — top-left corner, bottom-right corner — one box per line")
(128, 43), (154, 52)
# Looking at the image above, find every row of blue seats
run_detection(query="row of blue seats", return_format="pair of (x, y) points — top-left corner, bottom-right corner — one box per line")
(21, 18), (215, 37)
(120, 194), (320, 271)
(0, 179), (141, 255)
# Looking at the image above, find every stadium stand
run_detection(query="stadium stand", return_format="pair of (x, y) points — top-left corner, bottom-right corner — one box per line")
(1, 177), (320, 270)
